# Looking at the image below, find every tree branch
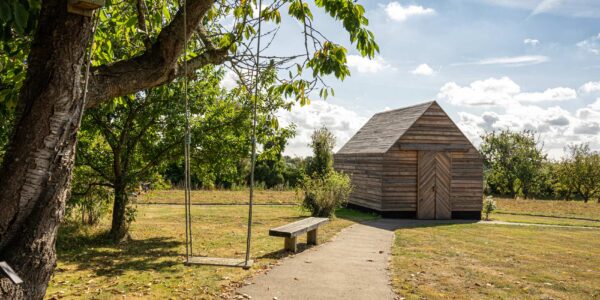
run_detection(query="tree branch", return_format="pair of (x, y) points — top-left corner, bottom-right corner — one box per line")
(72, 182), (114, 197)
(132, 136), (184, 179)
(136, 0), (152, 50)
(86, 0), (227, 108)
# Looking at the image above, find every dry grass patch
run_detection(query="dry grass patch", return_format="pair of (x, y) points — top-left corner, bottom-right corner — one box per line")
(391, 223), (600, 299)
(491, 198), (600, 227)
(138, 189), (297, 205)
(46, 205), (376, 299)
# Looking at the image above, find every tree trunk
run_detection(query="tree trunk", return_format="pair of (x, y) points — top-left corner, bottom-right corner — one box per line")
(0, 2), (92, 299)
(109, 184), (130, 242)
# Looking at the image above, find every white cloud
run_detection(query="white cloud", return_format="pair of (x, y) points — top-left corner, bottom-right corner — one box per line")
(456, 103), (599, 159)
(576, 99), (600, 120)
(438, 77), (521, 106)
(590, 98), (600, 110)
(384, 2), (435, 22)
(579, 81), (600, 93)
(574, 122), (600, 135)
(577, 33), (600, 55)
(438, 77), (577, 107)
(347, 55), (391, 74)
(479, 0), (600, 18)
(514, 87), (577, 103)
(524, 38), (540, 46)
(220, 69), (238, 90)
(411, 63), (435, 76)
(448, 79), (600, 159)
(475, 55), (549, 66)
(531, 0), (562, 16)
(278, 100), (368, 157)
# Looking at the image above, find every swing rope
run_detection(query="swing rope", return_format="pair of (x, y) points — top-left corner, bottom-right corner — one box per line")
(74, 12), (100, 133)
(183, 0), (194, 262)
(244, 0), (264, 268)
(183, 0), (262, 268)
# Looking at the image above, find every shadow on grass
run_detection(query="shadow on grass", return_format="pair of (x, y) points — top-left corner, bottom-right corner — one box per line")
(56, 222), (182, 277)
(335, 207), (481, 231)
(495, 211), (600, 223)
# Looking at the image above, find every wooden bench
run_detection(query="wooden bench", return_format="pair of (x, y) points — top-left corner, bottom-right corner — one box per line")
(269, 217), (329, 252)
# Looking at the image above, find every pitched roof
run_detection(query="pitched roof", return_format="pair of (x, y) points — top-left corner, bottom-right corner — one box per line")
(337, 101), (435, 154)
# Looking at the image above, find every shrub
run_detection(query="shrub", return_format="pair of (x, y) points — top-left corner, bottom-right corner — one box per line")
(68, 166), (112, 225)
(482, 195), (497, 221)
(301, 171), (353, 218)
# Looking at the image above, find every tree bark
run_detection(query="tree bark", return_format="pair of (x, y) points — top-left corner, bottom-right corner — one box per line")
(0, 2), (92, 299)
(0, 0), (222, 298)
(109, 184), (129, 242)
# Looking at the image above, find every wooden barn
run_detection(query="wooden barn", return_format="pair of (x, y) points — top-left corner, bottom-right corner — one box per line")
(334, 101), (483, 219)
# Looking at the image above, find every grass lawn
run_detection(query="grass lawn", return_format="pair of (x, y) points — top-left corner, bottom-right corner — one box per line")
(46, 205), (376, 299)
(138, 189), (297, 205)
(391, 223), (600, 299)
(491, 198), (600, 227)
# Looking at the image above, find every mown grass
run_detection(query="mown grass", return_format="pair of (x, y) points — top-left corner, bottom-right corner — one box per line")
(138, 189), (297, 205)
(391, 223), (600, 299)
(46, 205), (376, 299)
(491, 198), (600, 227)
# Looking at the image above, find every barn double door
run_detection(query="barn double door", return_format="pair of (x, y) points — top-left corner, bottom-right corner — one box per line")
(417, 151), (451, 219)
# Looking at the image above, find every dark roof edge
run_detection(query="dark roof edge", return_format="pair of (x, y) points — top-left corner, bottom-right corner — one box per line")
(373, 100), (436, 116)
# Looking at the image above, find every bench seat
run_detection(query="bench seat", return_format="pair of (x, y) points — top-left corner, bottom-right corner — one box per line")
(269, 217), (329, 252)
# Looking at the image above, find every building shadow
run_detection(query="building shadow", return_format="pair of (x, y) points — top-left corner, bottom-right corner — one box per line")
(362, 218), (480, 231)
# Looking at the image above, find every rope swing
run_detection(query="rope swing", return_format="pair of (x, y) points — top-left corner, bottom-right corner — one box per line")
(183, 0), (263, 269)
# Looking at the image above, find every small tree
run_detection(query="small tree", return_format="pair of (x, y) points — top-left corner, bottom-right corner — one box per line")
(302, 172), (352, 217)
(480, 129), (546, 198)
(560, 144), (600, 203)
(301, 127), (352, 217)
(68, 166), (112, 226)
(306, 126), (336, 178)
(482, 196), (496, 221)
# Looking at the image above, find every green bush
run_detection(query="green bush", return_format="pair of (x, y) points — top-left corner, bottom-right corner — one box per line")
(482, 195), (497, 221)
(300, 171), (353, 218)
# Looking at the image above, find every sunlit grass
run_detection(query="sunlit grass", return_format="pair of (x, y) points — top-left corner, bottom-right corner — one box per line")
(138, 189), (298, 205)
(490, 198), (600, 227)
(391, 224), (600, 299)
(46, 204), (376, 299)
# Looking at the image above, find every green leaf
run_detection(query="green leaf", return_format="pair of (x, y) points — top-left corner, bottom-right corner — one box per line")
(12, 1), (29, 34)
(0, 1), (11, 22)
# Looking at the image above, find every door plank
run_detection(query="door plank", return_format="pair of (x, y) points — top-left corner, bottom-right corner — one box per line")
(435, 152), (452, 219)
(418, 151), (436, 219)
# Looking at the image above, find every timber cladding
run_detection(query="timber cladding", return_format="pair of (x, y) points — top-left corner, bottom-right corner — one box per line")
(334, 101), (483, 220)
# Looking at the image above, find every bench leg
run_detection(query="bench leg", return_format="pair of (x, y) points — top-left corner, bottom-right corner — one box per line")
(307, 229), (318, 245)
(284, 236), (297, 252)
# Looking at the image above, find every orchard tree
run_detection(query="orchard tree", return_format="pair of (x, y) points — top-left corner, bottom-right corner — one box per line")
(78, 65), (294, 240)
(560, 144), (600, 203)
(480, 129), (546, 198)
(77, 85), (186, 241)
(0, 0), (378, 298)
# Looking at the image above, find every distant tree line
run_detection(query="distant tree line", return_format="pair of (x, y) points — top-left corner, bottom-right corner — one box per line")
(480, 129), (600, 203)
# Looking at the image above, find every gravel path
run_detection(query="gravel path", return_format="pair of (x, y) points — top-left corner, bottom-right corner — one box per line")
(237, 219), (400, 300)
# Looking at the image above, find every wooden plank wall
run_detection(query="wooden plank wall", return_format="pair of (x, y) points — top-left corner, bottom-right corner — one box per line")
(381, 147), (418, 211)
(397, 102), (473, 151)
(333, 154), (383, 210)
(383, 102), (483, 213)
(450, 148), (483, 211)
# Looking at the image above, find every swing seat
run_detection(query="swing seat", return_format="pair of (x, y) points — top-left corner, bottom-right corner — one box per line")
(269, 217), (329, 252)
(186, 257), (254, 268)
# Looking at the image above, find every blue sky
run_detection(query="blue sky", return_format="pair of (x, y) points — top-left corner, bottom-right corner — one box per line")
(230, 0), (600, 158)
